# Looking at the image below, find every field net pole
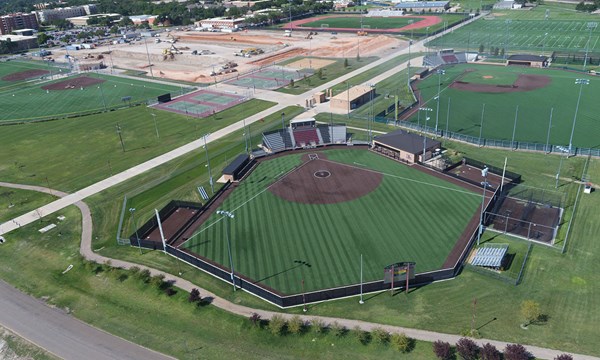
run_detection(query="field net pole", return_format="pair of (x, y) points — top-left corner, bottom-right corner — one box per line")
(359, 254), (364, 304)
(116, 196), (128, 245)
(155, 208), (167, 254)
(500, 157), (507, 193)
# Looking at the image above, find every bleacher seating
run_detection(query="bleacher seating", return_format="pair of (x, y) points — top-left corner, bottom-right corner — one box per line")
(282, 129), (294, 148)
(423, 53), (445, 67)
(262, 130), (286, 152)
(317, 125), (332, 144)
(293, 128), (320, 148)
(442, 54), (459, 64)
(331, 125), (347, 143)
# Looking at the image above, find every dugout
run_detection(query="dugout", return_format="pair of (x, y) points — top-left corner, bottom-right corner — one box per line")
(506, 54), (548, 68)
(414, 67), (430, 79)
(373, 129), (441, 164)
(222, 154), (254, 182)
(329, 85), (375, 113)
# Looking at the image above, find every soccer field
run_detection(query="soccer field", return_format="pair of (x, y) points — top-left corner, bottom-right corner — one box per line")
(410, 63), (599, 148)
(0, 71), (189, 122)
(300, 16), (422, 29)
(182, 149), (480, 294)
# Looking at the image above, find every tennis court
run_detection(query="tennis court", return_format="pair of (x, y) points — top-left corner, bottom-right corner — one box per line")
(153, 89), (248, 118)
(227, 67), (313, 90)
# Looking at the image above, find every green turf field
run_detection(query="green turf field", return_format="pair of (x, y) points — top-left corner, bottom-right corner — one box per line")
(300, 16), (424, 29)
(429, 5), (600, 53)
(182, 149), (480, 294)
(409, 63), (599, 148)
(0, 59), (69, 91)
(0, 72), (190, 122)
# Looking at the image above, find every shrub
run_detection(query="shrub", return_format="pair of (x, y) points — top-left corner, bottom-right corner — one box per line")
(371, 327), (390, 345)
(310, 318), (326, 334)
(353, 326), (370, 345)
(249, 312), (261, 327)
(554, 355), (573, 360)
(287, 315), (304, 334)
(504, 344), (532, 360)
(330, 321), (346, 337)
(289, 78), (294, 88)
(136, 269), (151, 283)
(520, 300), (541, 326)
(164, 287), (176, 296)
(391, 332), (412, 353)
(129, 266), (141, 276)
(456, 338), (479, 360)
(433, 340), (453, 360)
(188, 288), (201, 303)
(344, 58), (349, 68)
(268, 314), (286, 336)
(481, 343), (501, 360)
(149, 274), (166, 289)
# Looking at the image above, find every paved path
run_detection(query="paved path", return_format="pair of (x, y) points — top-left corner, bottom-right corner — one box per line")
(0, 182), (596, 360)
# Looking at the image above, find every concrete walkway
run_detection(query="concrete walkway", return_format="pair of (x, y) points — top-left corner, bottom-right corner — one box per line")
(0, 181), (596, 360)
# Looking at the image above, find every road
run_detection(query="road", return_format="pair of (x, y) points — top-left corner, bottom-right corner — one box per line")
(0, 181), (597, 360)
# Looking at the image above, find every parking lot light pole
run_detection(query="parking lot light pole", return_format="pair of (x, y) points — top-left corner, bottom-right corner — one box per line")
(217, 210), (236, 292)
(568, 79), (589, 156)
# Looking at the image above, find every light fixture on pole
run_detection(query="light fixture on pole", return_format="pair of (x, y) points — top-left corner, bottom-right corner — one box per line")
(418, 107), (432, 128)
(116, 123), (125, 152)
(129, 208), (142, 254)
(583, 22), (597, 70)
(217, 210), (236, 292)
(369, 84), (376, 143)
(202, 133), (214, 194)
(568, 79), (589, 156)
(435, 69), (446, 132)
(422, 116), (430, 163)
(477, 166), (488, 246)
(281, 112), (285, 130)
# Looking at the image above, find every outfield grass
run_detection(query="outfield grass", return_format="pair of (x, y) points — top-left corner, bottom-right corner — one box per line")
(0, 72), (190, 122)
(429, 4), (600, 53)
(299, 16), (424, 29)
(0, 99), (275, 193)
(182, 149), (480, 294)
(411, 63), (600, 148)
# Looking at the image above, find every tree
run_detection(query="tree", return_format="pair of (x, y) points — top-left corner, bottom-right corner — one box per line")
(287, 315), (304, 334)
(289, 78), (295, 88)
(317, 68), (323, 80)
(149, 274), (166, 289)
(353, 326), (370, 345)
(249, 312), (261, 327)
(188, 288), (201, 303)
(330, 321), (346, 337)
(371, 327), (390, 345)
(554, 354), (573, 360)
(520, 300), (541, 326)
(481, 343), (501, 360)
(391, 332), (412, 353)
(344, 58), (349, 68)
(456, 338), (479, 360)
(50, 19), (73, 30)
(500, 48), (505, 57)
(110, 25), (119, 34)
(478, 44), (484, 53)
(119, 16), (134, 29)
(267, 314), (286, 336)
(504, 344), (532, 360)
(310, 318), (325, 334)
(433, 340), (453, 360)
(37, 32), (51, 46)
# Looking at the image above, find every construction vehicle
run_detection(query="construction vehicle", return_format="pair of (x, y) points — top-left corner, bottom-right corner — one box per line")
(240, 48), (264, 57)
(357, 31), (368, 36)
(166, 32), (179, 44)
(162, 48), (175, 60)
(305, 31), (313, 39)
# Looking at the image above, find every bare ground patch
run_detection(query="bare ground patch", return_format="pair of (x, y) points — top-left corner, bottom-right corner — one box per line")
(41, 76), (106, 91)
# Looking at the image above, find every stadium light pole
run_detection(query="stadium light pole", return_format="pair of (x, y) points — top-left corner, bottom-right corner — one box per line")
(129, 208), (142, 255)
(243, 117), (249, 153)
(504, 20), (512, 60)
(418, 107), (432, 129)
(568, 79), (589, 156)
(545, 107), (554, 153)
(369, 84), (376, 143)
(542, 32), (548, 56)
(217, 210), (236, 292)
(435, 69), (445, 133)
(510, 105), (519, 150)
(407, 20), (414, 87)
(584, 22), (597, 70)
(116, 123), (125, 152)
(445, 97), (451, 142)
(202, 133), (214, 194)
(477, 166), (489, 247)
(478, 103), (486, 147)
(151, 113), (159, 139)
(143, 37), (154, 78)
(422, 116), (430, 163)
(281, 112), (285, 130)
(288, 0), (293, 34)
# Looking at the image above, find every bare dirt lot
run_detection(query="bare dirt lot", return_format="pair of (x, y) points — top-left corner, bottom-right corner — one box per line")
(51, 29), (404, 84)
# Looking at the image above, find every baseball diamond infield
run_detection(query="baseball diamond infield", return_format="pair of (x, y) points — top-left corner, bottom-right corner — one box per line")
(172, 148), (485, 294)
(2, 69), (50, 81)
(450, 73), (551, 93)
(41, 75), (106, 91)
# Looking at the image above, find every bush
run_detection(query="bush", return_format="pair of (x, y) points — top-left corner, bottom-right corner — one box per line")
(129, 266), (141, 276)
(136, 269), (152, 283)
(456, 338), (479, 360)
(188, 288), (201, 303)
(372, 327), (390, 345)
(391, 332), (412, 353)
(481, 343), (501, 360)
(310, 318), (326, 334)
(249, 313), (261, 327)
(287, 315), (304, 334)
(164, 287), (176, 296)
(433, 340), (453, 360)
(268, 314), (286, 336)
(520, 300), (541, 326)
(344, 58), (349, 68)
(149, 274), (166, 289)
(330, 321), (346, 337)
(554, 355), (573, 360)
(504, 344), (532, 360)
(353, 326), (370, 345)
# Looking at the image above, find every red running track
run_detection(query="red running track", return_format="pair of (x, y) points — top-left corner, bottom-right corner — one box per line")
(283, 15), (442, 33)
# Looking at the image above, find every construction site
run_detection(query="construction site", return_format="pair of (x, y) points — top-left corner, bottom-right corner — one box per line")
(49, 29), (405, 84)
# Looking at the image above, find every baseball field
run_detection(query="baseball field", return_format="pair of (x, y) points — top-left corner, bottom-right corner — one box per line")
(181, 148), (481, 294)
(410, 63), (599, 148)
(0, 63), (190, 123)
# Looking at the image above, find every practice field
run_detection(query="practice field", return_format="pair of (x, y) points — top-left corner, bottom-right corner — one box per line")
(409, 63), (599, 148)
(300, 16), (424, 29)
(428, 18), (600, 53)
(152, 89), (248, 118)
(0, 59), (70, 90)
(180, 149), (481, 294)
(286, 14), (447, 34)
(0, 72), (189, 123)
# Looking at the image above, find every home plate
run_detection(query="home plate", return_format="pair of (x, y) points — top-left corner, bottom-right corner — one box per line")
(39, 224), (57, 233)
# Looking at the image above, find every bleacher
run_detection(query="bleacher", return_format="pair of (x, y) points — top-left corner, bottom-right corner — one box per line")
(282, 129), (294, 148)
(293, 128), (320, 148)
(441, 54), (459, 64)
(470, 245), (508, 269)
(317, 125), (332, 144)
(262, 130), (287, 153)
(423, 53), (445, 67)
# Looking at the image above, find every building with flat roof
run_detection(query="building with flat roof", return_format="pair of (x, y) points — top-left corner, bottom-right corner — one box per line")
(0, 34), (38, 51)
(372, 129), (441, 163)
(506, 54), (548, 68)
(129, 15), (158, 26)
(66, 13), (120, 26)
(36, 5), (97, 23)
(394, 1), (449, 11)
(329, 85), (375, 113)
(0, 13), (39, 35)
(196, 17), (246, 30)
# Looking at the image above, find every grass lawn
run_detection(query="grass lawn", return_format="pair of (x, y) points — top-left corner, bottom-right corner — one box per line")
(299, 16), (424, 29)
(410, 63), (600, 148)
(182, 149), (481, 294)
(0, 187), (57, 223)
(0, 99), (275, 193)
(429, 4), (600, 53)
(278, 56), (378, 95)
(0, 72), (191, 123)
(0, 205), (438, 360)
(0, 325), (58, 360)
